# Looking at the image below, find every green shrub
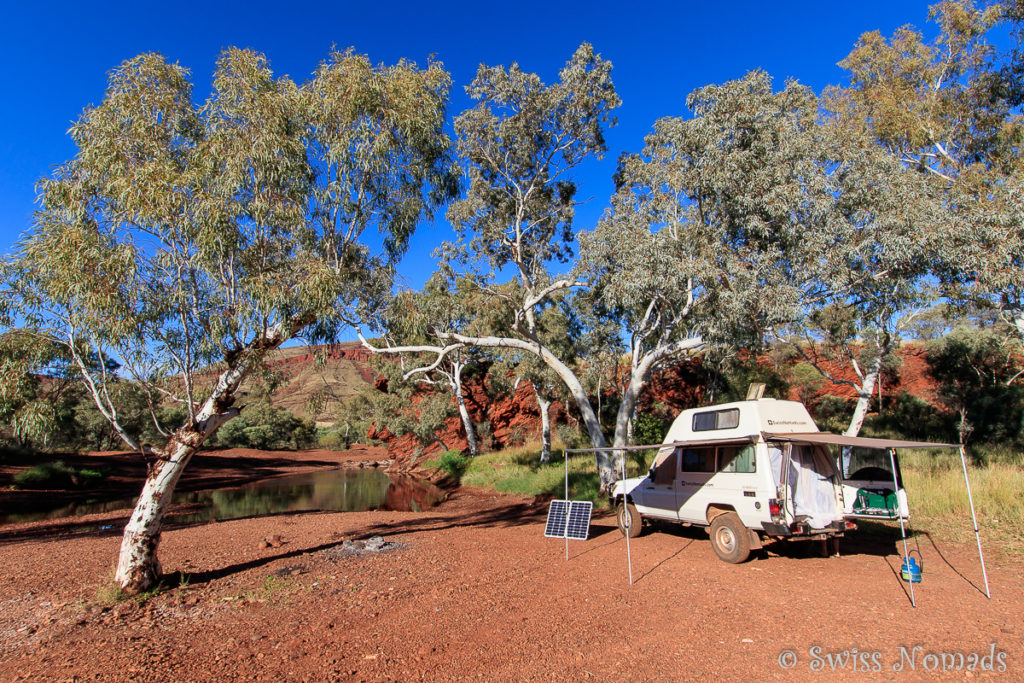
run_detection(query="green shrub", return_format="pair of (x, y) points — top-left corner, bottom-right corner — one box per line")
(459, 442), (649, 508)
(437, 449), (470, 480)
(214, 401), (317, 450)
(13, 461), (105, 489)
(318, 430), (345, 451)
(865, 391), (950, 442)
(556, 424), (590, 450)
(810, 395), (855, 433)
(633, 413), (668, 448)
(473, 421), (494, 452)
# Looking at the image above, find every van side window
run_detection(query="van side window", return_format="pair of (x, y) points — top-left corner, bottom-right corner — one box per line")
(718, 445), (756, 473)
(681, 447), (715, 472)
(692, 408), (740, 431)
(652, 448), (677, 484)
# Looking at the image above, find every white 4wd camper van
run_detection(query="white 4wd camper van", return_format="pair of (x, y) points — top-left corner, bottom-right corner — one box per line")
(610, 398), (857, 563)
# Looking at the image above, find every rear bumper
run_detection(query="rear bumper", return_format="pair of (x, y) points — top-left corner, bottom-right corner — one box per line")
(761, 520), (849, 537)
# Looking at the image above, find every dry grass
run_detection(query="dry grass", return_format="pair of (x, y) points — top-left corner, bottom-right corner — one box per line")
(900, 450), (1024, 555)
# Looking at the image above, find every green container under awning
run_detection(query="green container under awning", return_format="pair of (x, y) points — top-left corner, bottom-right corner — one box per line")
(853, 488), (897, 516)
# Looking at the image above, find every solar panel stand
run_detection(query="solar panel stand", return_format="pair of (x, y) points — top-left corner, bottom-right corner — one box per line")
(565, 451), (569, 561)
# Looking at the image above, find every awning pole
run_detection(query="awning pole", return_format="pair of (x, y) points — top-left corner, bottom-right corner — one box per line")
(889, 448), (915, 607)
(622, 450), (633, 586)
(565, 450), (569, 562)
(959, 446), (991, 599)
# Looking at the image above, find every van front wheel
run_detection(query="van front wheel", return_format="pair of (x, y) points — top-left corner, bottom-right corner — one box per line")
(709, 513), (751, 563)
(617, 502), (642, 538)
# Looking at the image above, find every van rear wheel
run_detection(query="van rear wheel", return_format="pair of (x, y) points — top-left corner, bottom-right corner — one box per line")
(617, 501), (642, 538)
(709, 512), (751, 563)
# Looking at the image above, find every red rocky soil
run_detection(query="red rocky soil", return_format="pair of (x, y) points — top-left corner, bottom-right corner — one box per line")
(0, 449), (1022, 681)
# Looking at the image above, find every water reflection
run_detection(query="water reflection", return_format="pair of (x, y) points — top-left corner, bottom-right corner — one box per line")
(1, 469), (445, 525)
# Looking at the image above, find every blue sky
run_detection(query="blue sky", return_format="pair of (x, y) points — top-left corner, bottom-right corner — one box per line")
(0, 0), (941, 292)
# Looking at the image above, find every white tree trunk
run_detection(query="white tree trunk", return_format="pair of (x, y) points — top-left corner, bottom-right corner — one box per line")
(844, 354), (883, 438)
(533, 384), (552, 464)
(606, 337), (703, 488)
(452, 362), (478, 456)
(111, 315), (300, 594)
(1011, 309), (1024, 345)
(443, 333), (608, 454)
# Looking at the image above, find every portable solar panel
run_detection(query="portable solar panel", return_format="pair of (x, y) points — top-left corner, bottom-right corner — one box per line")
(544, 500), (593, 540)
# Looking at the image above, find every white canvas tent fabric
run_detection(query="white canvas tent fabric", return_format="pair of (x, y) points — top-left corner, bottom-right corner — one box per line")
(769, 445), (842, 529)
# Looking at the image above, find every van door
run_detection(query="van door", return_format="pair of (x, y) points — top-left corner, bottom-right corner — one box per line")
(676, 446), (716, 524)
(713, 444), (762, 527)
(633, 447), (679, 521)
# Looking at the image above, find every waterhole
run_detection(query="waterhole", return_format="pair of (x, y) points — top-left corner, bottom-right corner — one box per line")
(0, 468), (445, 525)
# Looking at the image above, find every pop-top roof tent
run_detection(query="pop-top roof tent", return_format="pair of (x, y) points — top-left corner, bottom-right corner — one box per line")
(761, 432), (958, 450)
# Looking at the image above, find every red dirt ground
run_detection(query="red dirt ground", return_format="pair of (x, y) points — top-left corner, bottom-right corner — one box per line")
(0, 449), (1021, 681)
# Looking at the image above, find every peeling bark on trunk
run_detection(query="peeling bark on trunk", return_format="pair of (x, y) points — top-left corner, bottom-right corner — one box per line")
(532, 384), (552, 464)
(844, 355), (882, 438)
(113, 352), (258, 593)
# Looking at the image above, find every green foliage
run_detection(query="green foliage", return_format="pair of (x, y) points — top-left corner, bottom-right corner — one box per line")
(317, 430), (347, 451)
(709, 354), (790, 404)
(3, 46), (457, 460)
(447, 43), (619, 274)
(925, 326), (1024, 444)
(0, 332), (78, 447)
(13, 460), (104, 489)
(810, 395), (857, 434)
(460, 443), (649, 507)
(556, 424), (590, 450)
(864, 391), (949, 442)
(632, 413), (667, 447)
(787, 362), (827, 406)
(353, 358), (456, 451)
(214, 401), (317, 450)
(436, 449), (470, 480)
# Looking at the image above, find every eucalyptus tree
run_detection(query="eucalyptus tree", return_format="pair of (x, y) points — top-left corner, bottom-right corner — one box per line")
(360, 272), (484, 456)
(398, 43), (620, 456)
(2, 48), (456, 592)
(833, 0), (1024, 340)
(579, 71), (840, 487)
(0, 331), (74, 447)
(774, 119), (943, 436)
(484, 304), (579, 463)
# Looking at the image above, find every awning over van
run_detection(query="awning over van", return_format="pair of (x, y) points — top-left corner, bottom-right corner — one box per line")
(763, 432), (958, 449)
